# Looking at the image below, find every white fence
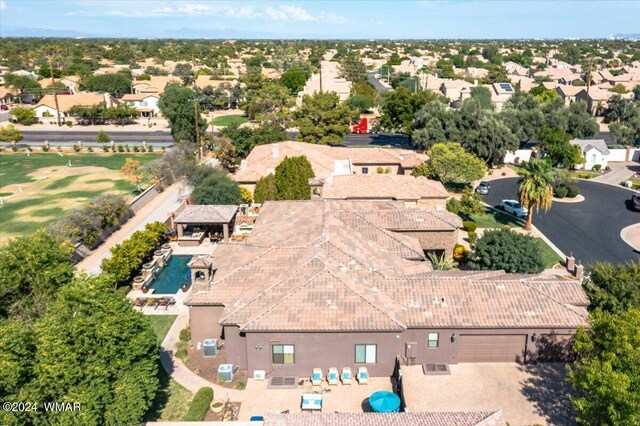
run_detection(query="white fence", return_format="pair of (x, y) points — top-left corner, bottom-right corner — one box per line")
(503, 149), (533, 164)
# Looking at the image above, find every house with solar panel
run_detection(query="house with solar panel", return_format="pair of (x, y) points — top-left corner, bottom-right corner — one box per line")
(488, 83), (515, 111)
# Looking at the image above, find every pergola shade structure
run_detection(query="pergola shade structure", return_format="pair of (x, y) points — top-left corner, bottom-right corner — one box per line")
(174, 205), (239, 246)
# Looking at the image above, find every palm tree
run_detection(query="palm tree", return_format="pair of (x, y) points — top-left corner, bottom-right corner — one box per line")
(518, 159), (556, 231)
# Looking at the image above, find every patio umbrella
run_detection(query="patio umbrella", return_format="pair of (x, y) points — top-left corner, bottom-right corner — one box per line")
(368, 390), (401, 413)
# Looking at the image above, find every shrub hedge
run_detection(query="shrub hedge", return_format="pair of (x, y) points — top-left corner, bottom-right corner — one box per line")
(554, 185), (568, 198)
(101, 221), (167, 285)
(183, 387), (214, 421)
(462, 221), (477, 232)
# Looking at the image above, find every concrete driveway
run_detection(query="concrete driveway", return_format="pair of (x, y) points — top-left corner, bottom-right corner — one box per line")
(483, 178), (640, 265)
(401, 363), (574, 426)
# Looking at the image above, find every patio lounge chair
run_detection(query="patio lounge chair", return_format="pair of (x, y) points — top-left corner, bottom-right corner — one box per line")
(311, 368), (323, 386)
(133, 298), (145, 308)
(146, 298), (158, 309)
(157, 298), (168, 309)
(357, 367), (368, 385)
(327, 368), (339, 385)
(341, 367), (352, 385)
(166, 297), (176, 309)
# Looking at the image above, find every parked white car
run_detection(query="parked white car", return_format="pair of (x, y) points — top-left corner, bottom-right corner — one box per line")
(499, 199), (528, 218)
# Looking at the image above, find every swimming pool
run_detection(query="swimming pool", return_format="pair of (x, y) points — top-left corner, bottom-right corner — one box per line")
(150, 255), (191, 294)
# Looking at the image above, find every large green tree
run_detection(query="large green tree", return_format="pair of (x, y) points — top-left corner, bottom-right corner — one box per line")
(583, 262), (640, 313)
(468, 228), (545, 273)
(246, 82), (294, 127)
(499, 92), (545, 142)
(518, 158), (556, 231)
(81, 72), (132, 96)
(411, 101), (460, 151)
(191, 171), (243, 205)
(281, 68), (309, 94)
(414, 142), (486, 186)
(275, 156), (315, 200)
(339, 52), (368, 83)
(0, 124), (24, 142)
(159, 84), (207, 145)
(536, 126), (584, 168)
(21, 275), (159, 426)
(220, 122), (287, 159)
(173, 62), (194, 85)
(293, 91), (355, 145)
(462, 115), (519, 166)
(253, 174), (278, 204)
(568, 309), (640, 425)
(566, 101), (599, 138)
(0, 229), (74, 320)
(379, 87), (444, 135)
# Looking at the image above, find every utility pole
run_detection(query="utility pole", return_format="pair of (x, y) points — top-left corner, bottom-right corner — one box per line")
(46, 52), (62, 127)
(194, 100), (202, 160)
(319, 64), (323, 93)
(585, 58), (593, 114)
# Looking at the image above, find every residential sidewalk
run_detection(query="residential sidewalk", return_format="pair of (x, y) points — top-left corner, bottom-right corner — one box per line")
(592, 162), (640, 185)
(76, 182), (186, 274)
(621, 223), (640, 252)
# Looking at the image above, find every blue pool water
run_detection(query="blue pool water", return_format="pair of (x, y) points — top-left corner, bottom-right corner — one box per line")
(150, 255), (191, 294)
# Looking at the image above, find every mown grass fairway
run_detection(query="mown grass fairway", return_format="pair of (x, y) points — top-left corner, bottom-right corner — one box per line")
(0, 152), (161, 243)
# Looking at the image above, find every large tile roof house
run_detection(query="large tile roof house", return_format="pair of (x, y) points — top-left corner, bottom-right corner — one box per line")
(185, 200), (588, 378)
(234, 141), (428, 191)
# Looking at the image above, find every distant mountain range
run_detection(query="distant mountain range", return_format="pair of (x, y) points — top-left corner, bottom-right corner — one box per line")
(0, 25), (284, 39)
(0, 26), (101, 38)
(613, 33), (640, 39)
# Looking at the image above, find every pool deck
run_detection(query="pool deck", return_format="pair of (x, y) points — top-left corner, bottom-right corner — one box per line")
(171, 240), (219, 256)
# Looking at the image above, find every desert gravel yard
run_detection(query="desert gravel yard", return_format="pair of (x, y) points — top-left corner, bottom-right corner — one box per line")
(401, 363), (574, 426)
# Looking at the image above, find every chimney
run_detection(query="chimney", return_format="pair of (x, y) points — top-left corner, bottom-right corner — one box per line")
(104, 92), (112, 108)
(240, 159), (248, 171)
(272, 143), (279, 158)
(473, 79), (478, 86)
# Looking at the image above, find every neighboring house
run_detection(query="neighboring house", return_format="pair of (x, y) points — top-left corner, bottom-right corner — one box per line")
(121, 93), (160, 117)
(185, 200), (588, 378)
(555, 84), (583, 106)
(234, 141), (428, 192)
(315, 174), (450, 210)
(297, 61), (352, 104)
(393, 58), (425, 76)
(0, 87), (19, 106)
(503, 61), (528, 77)
(464, 67), (489, 79)
(32, 93), (113, 119)
(575, 87), (633, 115)
(132, 76), (179, 95)
(488, 83), (515, 112)
(508, 75), (536, 93)
(38, 76), (80, 95)
(440, 79), (474, 104)
(570, 138), (609, 170)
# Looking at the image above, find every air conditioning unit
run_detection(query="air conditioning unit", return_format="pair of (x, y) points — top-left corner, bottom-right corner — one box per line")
(203, 338), (218, 357)
(218, 363), (234, 382)
(253, 370), (266, 380)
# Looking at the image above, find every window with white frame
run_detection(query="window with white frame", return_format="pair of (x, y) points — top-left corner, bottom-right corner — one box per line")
(362, 167), (369, 174)
(355, 344), (377, 364)
(272, 344), (295, 364)
(428, 332), (439, 348)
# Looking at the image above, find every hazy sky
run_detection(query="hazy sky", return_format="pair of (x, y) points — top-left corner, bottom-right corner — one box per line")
(1, 0), (639, 38)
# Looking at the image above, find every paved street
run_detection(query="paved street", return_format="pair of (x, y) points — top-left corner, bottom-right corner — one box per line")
(484, 177), (640, 265)
(368, 71), (392, 93)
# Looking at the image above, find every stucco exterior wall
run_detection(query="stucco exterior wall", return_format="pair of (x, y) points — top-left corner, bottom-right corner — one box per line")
(243, 331), (403, 378)
(189, 305), (224, 345)
(224, 326), (248, 370)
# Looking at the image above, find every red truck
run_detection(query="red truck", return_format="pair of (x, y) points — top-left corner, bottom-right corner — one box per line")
(352, 117), (368, 134)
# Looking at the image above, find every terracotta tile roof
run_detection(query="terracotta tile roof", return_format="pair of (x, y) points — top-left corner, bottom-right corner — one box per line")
(174, 205), (238, 224)
(263, 411), (505, 426)
(34, 93), (106, 112)
(234, 141), (428, 183)
(121, 93), (159, 101)
(322, 175), (447, 201)
(185, 200), (588, 331)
